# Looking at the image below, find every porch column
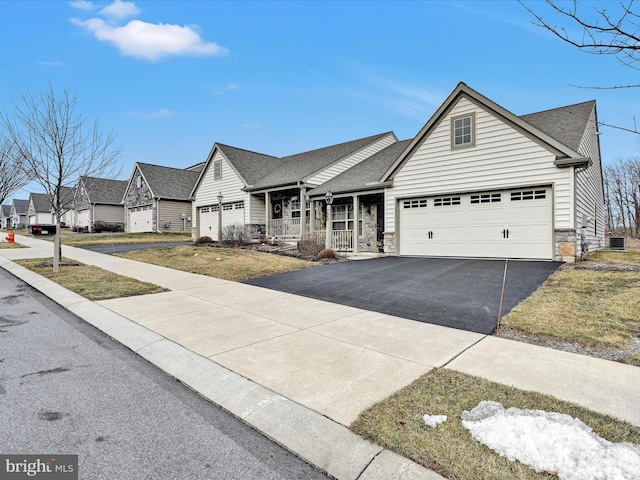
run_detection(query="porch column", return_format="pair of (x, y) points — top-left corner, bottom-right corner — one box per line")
(265, 192), (271, 237)
(300, 187), (306, 236)
(352, 195), (359, 254)
(325, 204), (332, 249)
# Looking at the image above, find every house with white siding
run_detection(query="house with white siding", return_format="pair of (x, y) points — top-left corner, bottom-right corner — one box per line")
(27, 193), (54, 225)
(191, 132), (397, 245)
(192, 82), (604, 261)
(381, 82), (604, 262)
(73, 176), (127, 232)
(122, 162), (202, 233)
(1, 205), (12, 229)
(9, 199), (28, 229)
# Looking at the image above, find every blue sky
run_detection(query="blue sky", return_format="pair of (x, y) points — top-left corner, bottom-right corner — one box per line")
(2, 0), (639, 200)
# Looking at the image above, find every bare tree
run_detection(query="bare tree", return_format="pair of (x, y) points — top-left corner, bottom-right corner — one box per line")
(604, 157), (640, 237)
(0, 133), (30, 206)
(520, 0), (640, 134)
(2, 85), (121, 271)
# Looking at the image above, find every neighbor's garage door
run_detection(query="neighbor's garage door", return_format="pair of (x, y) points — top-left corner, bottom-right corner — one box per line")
(76, 209), (91, 230)
(399, 187), (552, 259)
(128, 206), (153, 233)
(199, 202), (245, 236)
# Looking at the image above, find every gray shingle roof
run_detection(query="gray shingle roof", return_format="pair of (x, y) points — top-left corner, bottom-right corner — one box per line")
(138, 163), (200, 200)
(249, 132), (393, 189)
(2, 205), (11, 217)
(80, 176), (128, 204)
(12, 199), (28, 214)
(30, 193), (52, 212)
(311, 140), (412, 196)
(520, 101), (595, 152)
(217, 144), (282, 186)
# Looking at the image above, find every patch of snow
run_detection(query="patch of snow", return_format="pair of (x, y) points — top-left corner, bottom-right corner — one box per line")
(423, 414), (447, 428)
(461, 401), (640, 480)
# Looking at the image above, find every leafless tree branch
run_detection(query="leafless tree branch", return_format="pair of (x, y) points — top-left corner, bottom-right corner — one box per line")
(1, 84), (121, 269)
(0, 132), (31, 206)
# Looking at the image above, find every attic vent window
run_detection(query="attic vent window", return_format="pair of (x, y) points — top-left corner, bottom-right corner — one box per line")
(136, 176), (142, 188)
(214, 160), (222, 180)
(452, 113), (475, 149)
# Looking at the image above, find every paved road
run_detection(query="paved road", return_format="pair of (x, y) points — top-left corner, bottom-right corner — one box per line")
(0, 268), (329, 480)
(244, 256), (562, 334)
(78, 241), (192, 255)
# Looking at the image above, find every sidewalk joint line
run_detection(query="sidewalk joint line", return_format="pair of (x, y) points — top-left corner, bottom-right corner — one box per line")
(441, 335), (488, 368)
(355, 449), (383, 480)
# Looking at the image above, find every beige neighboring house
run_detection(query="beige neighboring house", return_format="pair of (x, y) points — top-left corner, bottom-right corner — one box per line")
(73, 176), (127, 232)
(191, 82), (604, 261)
(27, 193), (54, 225)
(122, 162), (202, 233)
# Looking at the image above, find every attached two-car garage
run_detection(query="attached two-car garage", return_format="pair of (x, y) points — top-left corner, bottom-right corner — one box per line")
(398, 186), (552, 260)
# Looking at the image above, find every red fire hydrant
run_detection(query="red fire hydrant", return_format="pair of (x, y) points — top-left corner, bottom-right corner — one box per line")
(6, 230), (15, 244)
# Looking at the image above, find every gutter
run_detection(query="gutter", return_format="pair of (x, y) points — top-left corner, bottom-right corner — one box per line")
(554, 156), (592, 169)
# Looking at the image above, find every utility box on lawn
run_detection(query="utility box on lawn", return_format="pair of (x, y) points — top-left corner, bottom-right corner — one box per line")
(609, 236), (626, 251)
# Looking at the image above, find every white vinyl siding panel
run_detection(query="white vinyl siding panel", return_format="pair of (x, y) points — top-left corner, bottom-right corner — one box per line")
(195, 151), (247, 207)
(386, 97), (572, 234)
(94, 205), (125, 224)
(249, 194), (266, 224)
(306, 134), (396, 185)
(575, 107), (606, 250)
(157, 200), (192, 232)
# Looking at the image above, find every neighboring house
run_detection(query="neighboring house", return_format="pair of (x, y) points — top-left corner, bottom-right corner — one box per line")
(1, 205), (11, 229)
(73, 176), (127, 232)
(122, 163), (200, 233)
(9, 199), (28, 228)
(190, 132), (397, 244)
(27, 193), (54, 225)
(191, 82), (604, 262)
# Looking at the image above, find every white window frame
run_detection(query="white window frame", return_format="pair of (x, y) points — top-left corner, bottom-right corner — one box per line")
(451, 113), (475, 149)
(213, 160), (222, 180)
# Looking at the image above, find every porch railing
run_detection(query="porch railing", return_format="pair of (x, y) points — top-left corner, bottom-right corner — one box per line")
(268, 218), (303, 239)
(330, 229), (353, 251)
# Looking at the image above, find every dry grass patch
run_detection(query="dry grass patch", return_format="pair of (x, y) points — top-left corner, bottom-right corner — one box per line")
(58, 232), (191, 247)
(16, 258), (168, 301)
(351, 369), (640, 480)
(502, 249), (640, 365)
(0, 242), (27, 249)
(117, 245), (317, 281)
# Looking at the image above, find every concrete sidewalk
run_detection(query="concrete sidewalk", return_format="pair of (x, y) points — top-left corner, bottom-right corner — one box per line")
(2, 235), (639, 479)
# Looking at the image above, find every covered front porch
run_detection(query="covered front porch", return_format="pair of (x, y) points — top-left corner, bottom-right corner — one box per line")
(253, 188), (384, 253)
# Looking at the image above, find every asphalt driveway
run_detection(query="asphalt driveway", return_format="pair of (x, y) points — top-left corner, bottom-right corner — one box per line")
(243, 257), (562, 335)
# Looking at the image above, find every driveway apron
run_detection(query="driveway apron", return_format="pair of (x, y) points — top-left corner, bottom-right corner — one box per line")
(243, 257), (562, 334)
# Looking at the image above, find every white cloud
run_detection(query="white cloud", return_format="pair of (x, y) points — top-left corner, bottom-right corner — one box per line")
(38, 61), (64, 67)
(70, 0), (96, 11)
(215, 84), (239, 94)
(71, 17), (229, 61)
(99, 0), (140, 21)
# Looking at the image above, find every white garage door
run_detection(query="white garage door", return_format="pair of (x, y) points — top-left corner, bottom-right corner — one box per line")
(128, 206), (153, 233)
(199, 202), (245, 237)
(399, 187), (552, 259)
(76, 209), (91, 230)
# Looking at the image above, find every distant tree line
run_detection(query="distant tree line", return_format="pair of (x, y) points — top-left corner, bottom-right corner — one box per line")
(605, 157), (640, 237)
